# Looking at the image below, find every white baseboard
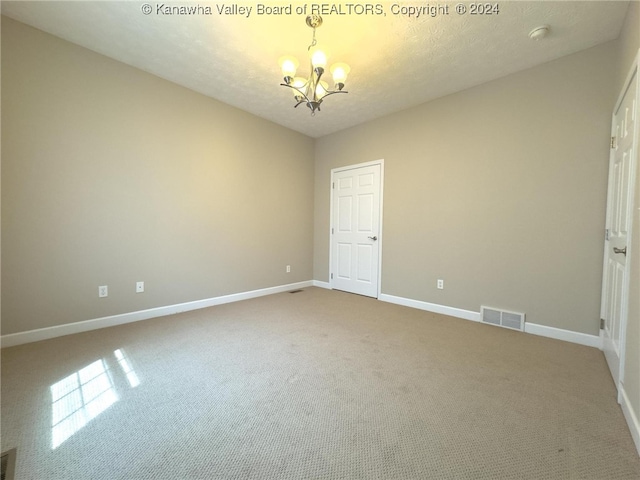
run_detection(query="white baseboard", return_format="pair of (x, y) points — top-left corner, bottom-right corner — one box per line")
(1, 284), (605, 352)
(378, 294), (481, 322)
(0, 281), (313, 348)
(524, 322), (602, 349)
(378, 293), (602, 349)
(620, 384), (640, 456)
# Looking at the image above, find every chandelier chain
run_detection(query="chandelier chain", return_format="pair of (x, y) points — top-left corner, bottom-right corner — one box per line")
(308, 27), (317, 51)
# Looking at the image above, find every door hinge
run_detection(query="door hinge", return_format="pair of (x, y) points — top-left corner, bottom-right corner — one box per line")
(611, 136), (617, 149)
(332, 182), (335, 189)
(331, 227), (334, 234)
(331, 273), (333, 279)
(605, 228), (610, 241)
(600, 318), (605, 329)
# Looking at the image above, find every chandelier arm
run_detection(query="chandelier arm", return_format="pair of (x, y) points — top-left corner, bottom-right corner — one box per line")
(319, 90), (349, 98)
(280, 83), (314, 105)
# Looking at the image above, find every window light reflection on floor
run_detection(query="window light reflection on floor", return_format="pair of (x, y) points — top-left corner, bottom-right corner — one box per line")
(50, 359), (118, 449)
(114, 349), (140, 388)
(50, 349), (141, 449)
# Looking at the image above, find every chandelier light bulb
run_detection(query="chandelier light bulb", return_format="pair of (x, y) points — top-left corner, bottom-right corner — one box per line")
(292, 77), (307, 98)
(278, 56), (299, 81)
(316, 81), (329, 99)
(330, 63), (350, 87)
(310, 47), (327, 69)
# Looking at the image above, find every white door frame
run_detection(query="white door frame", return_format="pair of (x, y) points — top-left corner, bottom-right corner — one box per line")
(329, 159), (384, 298)
(600, 50), (640, 400)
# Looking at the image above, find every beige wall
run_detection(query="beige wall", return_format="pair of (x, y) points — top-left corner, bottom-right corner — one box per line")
(615, 1), (640, 95)
(1, 17), (315, 335)
(618, 0), (640, 451)
(314, 41), (617, 336)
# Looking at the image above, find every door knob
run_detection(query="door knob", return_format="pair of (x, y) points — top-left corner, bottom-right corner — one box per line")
(368, 236), (378, 241)
(613, 246), (627, 256)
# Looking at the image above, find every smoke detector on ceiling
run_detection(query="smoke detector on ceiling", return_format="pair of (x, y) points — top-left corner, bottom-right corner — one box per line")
(529, 25), (550, 40)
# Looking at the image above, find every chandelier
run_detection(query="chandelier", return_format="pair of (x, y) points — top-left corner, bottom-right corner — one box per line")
(278, 15), (350, 115)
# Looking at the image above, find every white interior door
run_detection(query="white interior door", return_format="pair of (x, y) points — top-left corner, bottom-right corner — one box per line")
(331, 162), (382, 298)
(602, 69), (638, 389)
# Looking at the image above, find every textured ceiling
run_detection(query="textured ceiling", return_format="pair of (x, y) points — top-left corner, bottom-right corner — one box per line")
(1, 1), (631, 138)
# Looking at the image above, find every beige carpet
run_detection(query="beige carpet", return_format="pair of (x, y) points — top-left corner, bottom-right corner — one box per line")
(1, 287), (639, 479)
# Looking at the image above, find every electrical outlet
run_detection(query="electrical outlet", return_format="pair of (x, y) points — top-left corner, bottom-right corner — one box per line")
(437, 279), (444, 290)
(286, 265), (291, 273)
(136, 281), (144, 293)
(98, 285), (108, 298)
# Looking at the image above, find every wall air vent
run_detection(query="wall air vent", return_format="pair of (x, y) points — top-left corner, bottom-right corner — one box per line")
(481, 306), (525, 331)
